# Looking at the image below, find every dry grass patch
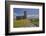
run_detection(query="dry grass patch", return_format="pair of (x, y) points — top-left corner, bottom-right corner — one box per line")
(13, 19), (31, 27)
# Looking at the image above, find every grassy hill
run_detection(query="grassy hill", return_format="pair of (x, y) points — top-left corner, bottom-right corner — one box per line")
(13, 19), (39, 28)
(13, 19), (31, 27)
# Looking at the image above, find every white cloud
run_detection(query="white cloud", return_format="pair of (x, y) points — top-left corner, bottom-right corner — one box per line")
(27, 15), (38, 17)
(27, 14), (39, 19)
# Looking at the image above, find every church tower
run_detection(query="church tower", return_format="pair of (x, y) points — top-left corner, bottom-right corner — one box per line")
(24, 11), (27, 19)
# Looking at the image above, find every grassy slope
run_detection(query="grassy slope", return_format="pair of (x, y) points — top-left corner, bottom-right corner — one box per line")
(13, 19), (39, 27)
(13, 19), (31, 27)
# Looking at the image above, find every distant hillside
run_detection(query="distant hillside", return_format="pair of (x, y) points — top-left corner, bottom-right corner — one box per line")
(14, 15), (39, 19)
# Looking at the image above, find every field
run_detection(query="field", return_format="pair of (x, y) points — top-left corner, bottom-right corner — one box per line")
(13, 19), (39, 28)
(13, 19), (31, 27)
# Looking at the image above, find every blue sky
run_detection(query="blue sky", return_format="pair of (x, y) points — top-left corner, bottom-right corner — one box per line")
(13, 8), (39, 18)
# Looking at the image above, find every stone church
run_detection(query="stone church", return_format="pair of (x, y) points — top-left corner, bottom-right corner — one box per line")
(16, 11), (27, 20)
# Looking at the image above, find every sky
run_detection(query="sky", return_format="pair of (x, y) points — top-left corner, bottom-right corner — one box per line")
(13, 8), (39, 18)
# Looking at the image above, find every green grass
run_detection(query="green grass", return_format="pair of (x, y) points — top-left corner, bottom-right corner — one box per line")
(13, 19), (31, 27)
(31, 19), (39, 26)
(13, 19), (39, 28)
